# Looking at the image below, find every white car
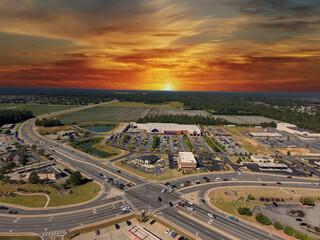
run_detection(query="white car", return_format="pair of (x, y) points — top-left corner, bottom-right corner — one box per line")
(166, 228), (172, 234)
(208, 213), (216, 218)
(187, 207), (194, 211)
(161, 189), (167, 193)
(169, 189), (174, 193)
(188, 201), (193, 206)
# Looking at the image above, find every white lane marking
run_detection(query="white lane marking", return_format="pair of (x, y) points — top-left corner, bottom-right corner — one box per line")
(93, 208), (97, 214)
(13, 217), (20, 223)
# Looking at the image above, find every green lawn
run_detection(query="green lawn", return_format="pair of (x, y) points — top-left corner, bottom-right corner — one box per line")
(0, 104), (81, 116)
(0, 236), (41, 240)
(0, 181), (101, 207)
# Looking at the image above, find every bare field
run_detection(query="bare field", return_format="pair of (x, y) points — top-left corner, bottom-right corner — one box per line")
(236, 138), (273, 155)
(57, 106), (209, 124)
(213, 115), (279, 124)
(275, 147), (319, 156)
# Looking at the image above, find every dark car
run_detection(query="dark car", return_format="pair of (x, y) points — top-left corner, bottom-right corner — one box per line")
(158, 197), (162, 202)
(296, 218), (303, 222)
(276, 182), (281, 185)
(300, 223), (307, 226)
(178, 237), (185, 240)
(0, 206), (8, 210)
(115, 224), (120, 229)
(95, 230), (100, 236)
(261, 183), (266, 186)
(205, 179), (210, 182)
(8, 210), (17, 214)
(203, 176), (208, 179)
(272, 202), (278, 207)
(150, 220), (156, 225)
(169, 202), (174, 207)
(223, 179), (228, 181)
(117, 170), (121, 173)
(126, 220), (132, 226)
(164, 182), (170, 186)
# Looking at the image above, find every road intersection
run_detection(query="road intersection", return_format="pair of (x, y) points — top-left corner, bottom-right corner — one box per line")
(1, 104), (319, 239)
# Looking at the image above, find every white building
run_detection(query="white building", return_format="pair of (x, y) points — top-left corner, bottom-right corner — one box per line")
(250, 155), (274, 163)
(178, 152), (197, 168)
(128, 122), (201, 136)
(277, 123), (320, 138)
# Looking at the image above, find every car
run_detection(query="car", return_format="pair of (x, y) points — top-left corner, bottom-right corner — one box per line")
(296, 218), (303, 222)
(126, 184), (132, 188)
(203, 176), (208, 179)
(229, 216), (238, 221)
(223, 179), (228, 181)
(99, 173), (103, 176)
(166, 228), (172, 234)
(115, 224), (120, 229)
(126, 220), (132, 226)
(169, 188), (174, 193)
(129, 182), (134, 186)
(8, 210), (17, 214)
(150, 220), (156, 225)
(169, 202), (174, 207)
(208, 213), (216, 218)
(171, 231), (178, 238)
(272, 202), (278, 207)
(187, 201), (193, 206)
(0, 206), (8, 210)
(95, 230), (100, 236)
(187, 207), (194, 211)
(117, 170), (121, 173)
(164, 182), (170, 186)
(205, 179), (210, 182)
(161, 189), (167, 193)
(178, 202), (184, 207)
(178, 237), (185, 240)
(287, 176), (292, 178)
(300, 223), (307, 226)
(261, 183), (266, 186)
(158, 197), (162, 202)
(195, 180), (200, 184)
(276, 182), (281, 185)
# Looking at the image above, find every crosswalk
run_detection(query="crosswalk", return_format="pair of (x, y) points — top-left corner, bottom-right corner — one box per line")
(149, 199), (181, 215)
(124, 182), (150, 191)
(42, 229), (66, 236)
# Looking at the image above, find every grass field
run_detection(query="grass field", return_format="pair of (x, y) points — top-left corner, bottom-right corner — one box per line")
(236, 138), (273, 155)
(114, 160), (184, 181)
(103, 101), (184, 109)
(37, 126), (76, 135)
(208, 186), (320, 223)
(213, 115), (278, 124)
(0, 181), (100, 207)
(0, 236), (41, 240)
(57, 102), (208, 124)
(0, 104), (81, 116)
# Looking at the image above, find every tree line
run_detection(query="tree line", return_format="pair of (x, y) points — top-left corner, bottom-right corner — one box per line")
(35, 118), (62, 127)
(0, 109), (34, 126)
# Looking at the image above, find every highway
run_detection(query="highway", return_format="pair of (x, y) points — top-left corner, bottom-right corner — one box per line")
(1, 104), (319, 239)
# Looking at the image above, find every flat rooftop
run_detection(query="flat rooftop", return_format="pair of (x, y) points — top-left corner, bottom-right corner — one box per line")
(179, 152), (197, 164)
(128, 225), (160, 240)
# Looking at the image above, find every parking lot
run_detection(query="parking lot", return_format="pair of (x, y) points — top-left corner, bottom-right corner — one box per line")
(214, 136), (249, 155)
(108, 133), (214, 155)
(252, 203), (320, 239)
(242, 163), (307, 177)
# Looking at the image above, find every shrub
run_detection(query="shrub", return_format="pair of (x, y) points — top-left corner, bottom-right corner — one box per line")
(283, 226), (295, 236)
(296, 210), (304, 217)
(238, 207), (252, 216)
(300, 196), (315, 206)
(248, 194), (255, 200)
(274, 221), (283, 230)
(260, 197), (265, 201)
(28, 171), (39, 184)
(265, 197), (270, 202)
(255, 213), (271, 225)
(276, 198), (280, 202)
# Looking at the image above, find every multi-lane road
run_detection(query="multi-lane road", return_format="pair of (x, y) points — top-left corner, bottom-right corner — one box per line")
(1, 103), (319, 240)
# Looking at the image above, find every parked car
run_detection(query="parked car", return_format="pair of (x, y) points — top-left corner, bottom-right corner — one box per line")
(187, 207), (194, 211)
(126, 220), (132, 226)
(115, 224), (120, 229)
(166, 228), (172, 234)
(178, 237), (185, 240)
(273, 202), (279, 207)
(178, 202), (184, 207)
(169, 188), (174, 193)
(150, 220), (156, 225)
(95, 230), (100, 236)
(296, 218), (303, 222)
(169, 202), (174, 207)
(276, 182), (281, 185)
(158, 197), (162, 202)
(161, 189), (167, 193)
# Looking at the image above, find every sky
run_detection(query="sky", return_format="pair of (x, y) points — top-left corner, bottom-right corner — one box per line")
(0, 0), (319, 93)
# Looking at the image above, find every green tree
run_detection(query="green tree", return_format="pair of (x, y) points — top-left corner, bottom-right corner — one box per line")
(28, 171), (39, 184)
(31, 144), (37, 150)
(283, 226), (295, 236)
(248, 194), (255, 200)
(287, 151), (291, 155)
(274, 221), (283, 230)
(69, 171), (82, 186)
(5, 161), (15, 169)
(238, 207), (252, 216)
(255, 213), (271, 225)
(19, 157), (27, 166)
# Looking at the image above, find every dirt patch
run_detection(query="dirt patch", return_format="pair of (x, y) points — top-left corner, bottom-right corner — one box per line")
(243, 138), (259, 146)
(275, 147), (313, 156)
(57, 189), (71, 197)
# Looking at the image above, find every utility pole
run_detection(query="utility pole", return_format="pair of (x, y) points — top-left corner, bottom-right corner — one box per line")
(244, 187), (247, 203)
